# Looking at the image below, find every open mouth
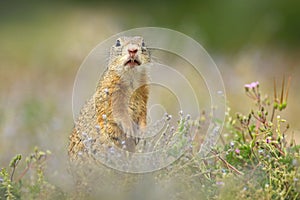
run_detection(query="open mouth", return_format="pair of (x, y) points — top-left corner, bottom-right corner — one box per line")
(124, 59), (141, 67)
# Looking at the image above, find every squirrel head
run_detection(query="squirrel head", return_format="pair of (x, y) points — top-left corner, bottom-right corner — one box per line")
(109, 36), (151, 71)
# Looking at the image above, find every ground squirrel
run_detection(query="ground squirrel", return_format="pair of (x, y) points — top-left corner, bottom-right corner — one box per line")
(68, 36), (151, 162)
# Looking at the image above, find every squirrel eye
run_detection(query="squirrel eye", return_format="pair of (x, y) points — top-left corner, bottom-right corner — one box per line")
(115, 39), (121, 47)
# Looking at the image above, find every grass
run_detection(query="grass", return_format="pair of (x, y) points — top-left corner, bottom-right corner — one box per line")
(1, 81), (299, 199)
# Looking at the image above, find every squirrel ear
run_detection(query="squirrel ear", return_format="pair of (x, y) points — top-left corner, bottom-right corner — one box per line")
(115, 39), (121, 47)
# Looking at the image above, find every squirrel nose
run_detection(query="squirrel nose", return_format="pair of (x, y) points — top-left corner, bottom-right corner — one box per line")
(128, 48), (138, 58)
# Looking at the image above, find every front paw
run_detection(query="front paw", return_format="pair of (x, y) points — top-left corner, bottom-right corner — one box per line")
(117, 118), (139, 138)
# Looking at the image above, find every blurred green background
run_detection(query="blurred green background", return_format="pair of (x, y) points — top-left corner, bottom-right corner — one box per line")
(1, 0), (299, 176)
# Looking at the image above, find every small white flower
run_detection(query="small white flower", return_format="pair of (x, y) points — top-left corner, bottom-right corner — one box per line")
(104, 88), (109, 94)
(166, 115), (172, 121)
(82, 132), (88, 137)
(95, 125), (101, 129)
(294, 178), (299, 182)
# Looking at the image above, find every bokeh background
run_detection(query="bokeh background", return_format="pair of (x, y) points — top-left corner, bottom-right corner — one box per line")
(1, 0), (299, 186)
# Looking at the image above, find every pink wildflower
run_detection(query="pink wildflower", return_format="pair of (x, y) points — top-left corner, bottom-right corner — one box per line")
(244, 81), (259, 89)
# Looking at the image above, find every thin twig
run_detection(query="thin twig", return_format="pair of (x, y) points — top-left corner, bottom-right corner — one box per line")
(271, 77), (277, 123)
(280, 76), (285, 104)
(270, 106), (276, 123)
(273, 78), (277, 102)
(217, 154), (244, 175)
(211, 150), (244, 175)
(14, 162), (32, 183)
(285, 76), (291, 102)
(10, 166), (16, 182)
(273, 143), (285, 157)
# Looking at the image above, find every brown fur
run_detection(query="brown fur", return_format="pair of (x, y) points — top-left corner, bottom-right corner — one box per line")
(68, 36), (150, 163)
